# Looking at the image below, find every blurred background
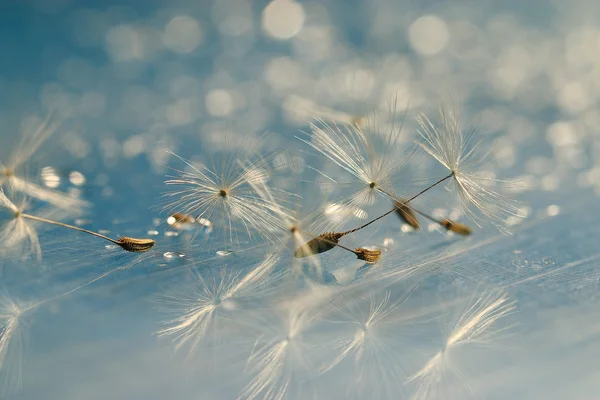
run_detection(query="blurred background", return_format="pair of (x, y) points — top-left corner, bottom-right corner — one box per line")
(1, 0), (600, 399)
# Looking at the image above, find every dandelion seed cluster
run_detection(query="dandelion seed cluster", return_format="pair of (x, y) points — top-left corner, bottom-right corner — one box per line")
(1, 1), (598, 399)
(0, 100), (522, 398)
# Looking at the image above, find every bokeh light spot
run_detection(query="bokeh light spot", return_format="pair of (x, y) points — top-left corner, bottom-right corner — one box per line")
(262, 0), (305, 40)
(163, 16), (204, 54)
(408, 15), (450, 56)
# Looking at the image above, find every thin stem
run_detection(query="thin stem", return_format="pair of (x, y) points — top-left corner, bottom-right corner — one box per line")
(410, 208), (444, 225)
(21, 213), (120, 245)
(299, 228), (360, 257)
(377, 187), (448, 226)
(341, 172), (454, 235)
(330, 240), (360, 256)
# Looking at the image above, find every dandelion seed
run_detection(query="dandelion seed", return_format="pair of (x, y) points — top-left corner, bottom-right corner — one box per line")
(354, 247), (381, 263)
(292, 169), (475, 263)
(241, 297), (327, 400)
(317, 289), (428, 399)
(114, 237), (156, 253)
(156, 255), (279, 358)
(19, 214), (155, 253)
(240, 163), (351, 282)
(293, 230), (382, 264)
(0, 188), (154, 258)
(0, 294), (28, 394)
(163, 146), (285, 247)
(393, 198), (472, 236)
(166, 212), (197, 230)
(0, 112), (87, 210)
(408, 290), (516, 400)
(298, 99), (416, 210)
(416, 106), (522, 232)
(0, 190), (43, 261)
(323, 169), (472, 242)
(394, 199), (420, 229)
(439, 218), (472, 236)
(291, 176), (463, 261)
(294, 232), (344, 258)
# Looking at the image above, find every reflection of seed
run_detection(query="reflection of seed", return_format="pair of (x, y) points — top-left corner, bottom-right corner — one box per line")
(167, 212), (197, 230)
(168, 212), (195, 225)
(394, 200), (420, 229)
(116, 237), (156, 252)
(440, 219), (472, 236)
(294, 232), (344, 258)
(355, 247), (381, 263)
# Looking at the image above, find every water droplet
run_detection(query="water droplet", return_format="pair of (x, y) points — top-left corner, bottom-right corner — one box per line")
(147, 230), (159, 236)
(164, 231), (179, 237)
(217, 250), (232, 256)
(105, 245), (118, 250)
(547, 204), (560, 216)
(401, 224), (415, 233)
(163, 251), (185, 260)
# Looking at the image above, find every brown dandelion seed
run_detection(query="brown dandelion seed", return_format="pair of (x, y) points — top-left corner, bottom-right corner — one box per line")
(293, 229), (381, 263)
(167, 212), (197, 230)
(440, 218), (472, 236)
(115, 236), (156, 253)
(355, 247), (382, 263)
(294, 232), (344, 258)
(394, 200), (420, 229)
(380, 188), (472, 235)
(171, 212), (195, 224)
(18, 213), (157, 253)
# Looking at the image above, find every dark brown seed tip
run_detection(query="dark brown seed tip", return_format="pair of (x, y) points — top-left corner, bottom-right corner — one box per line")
(355, 247), (382, 263)
(116, 237), (156, 253)
(171, 212), (195, 224)
(394, 200), (420, 229)
(440, 219), (472, 236)
(167, 212), (196, 230)
(294, 232), (344, 258)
